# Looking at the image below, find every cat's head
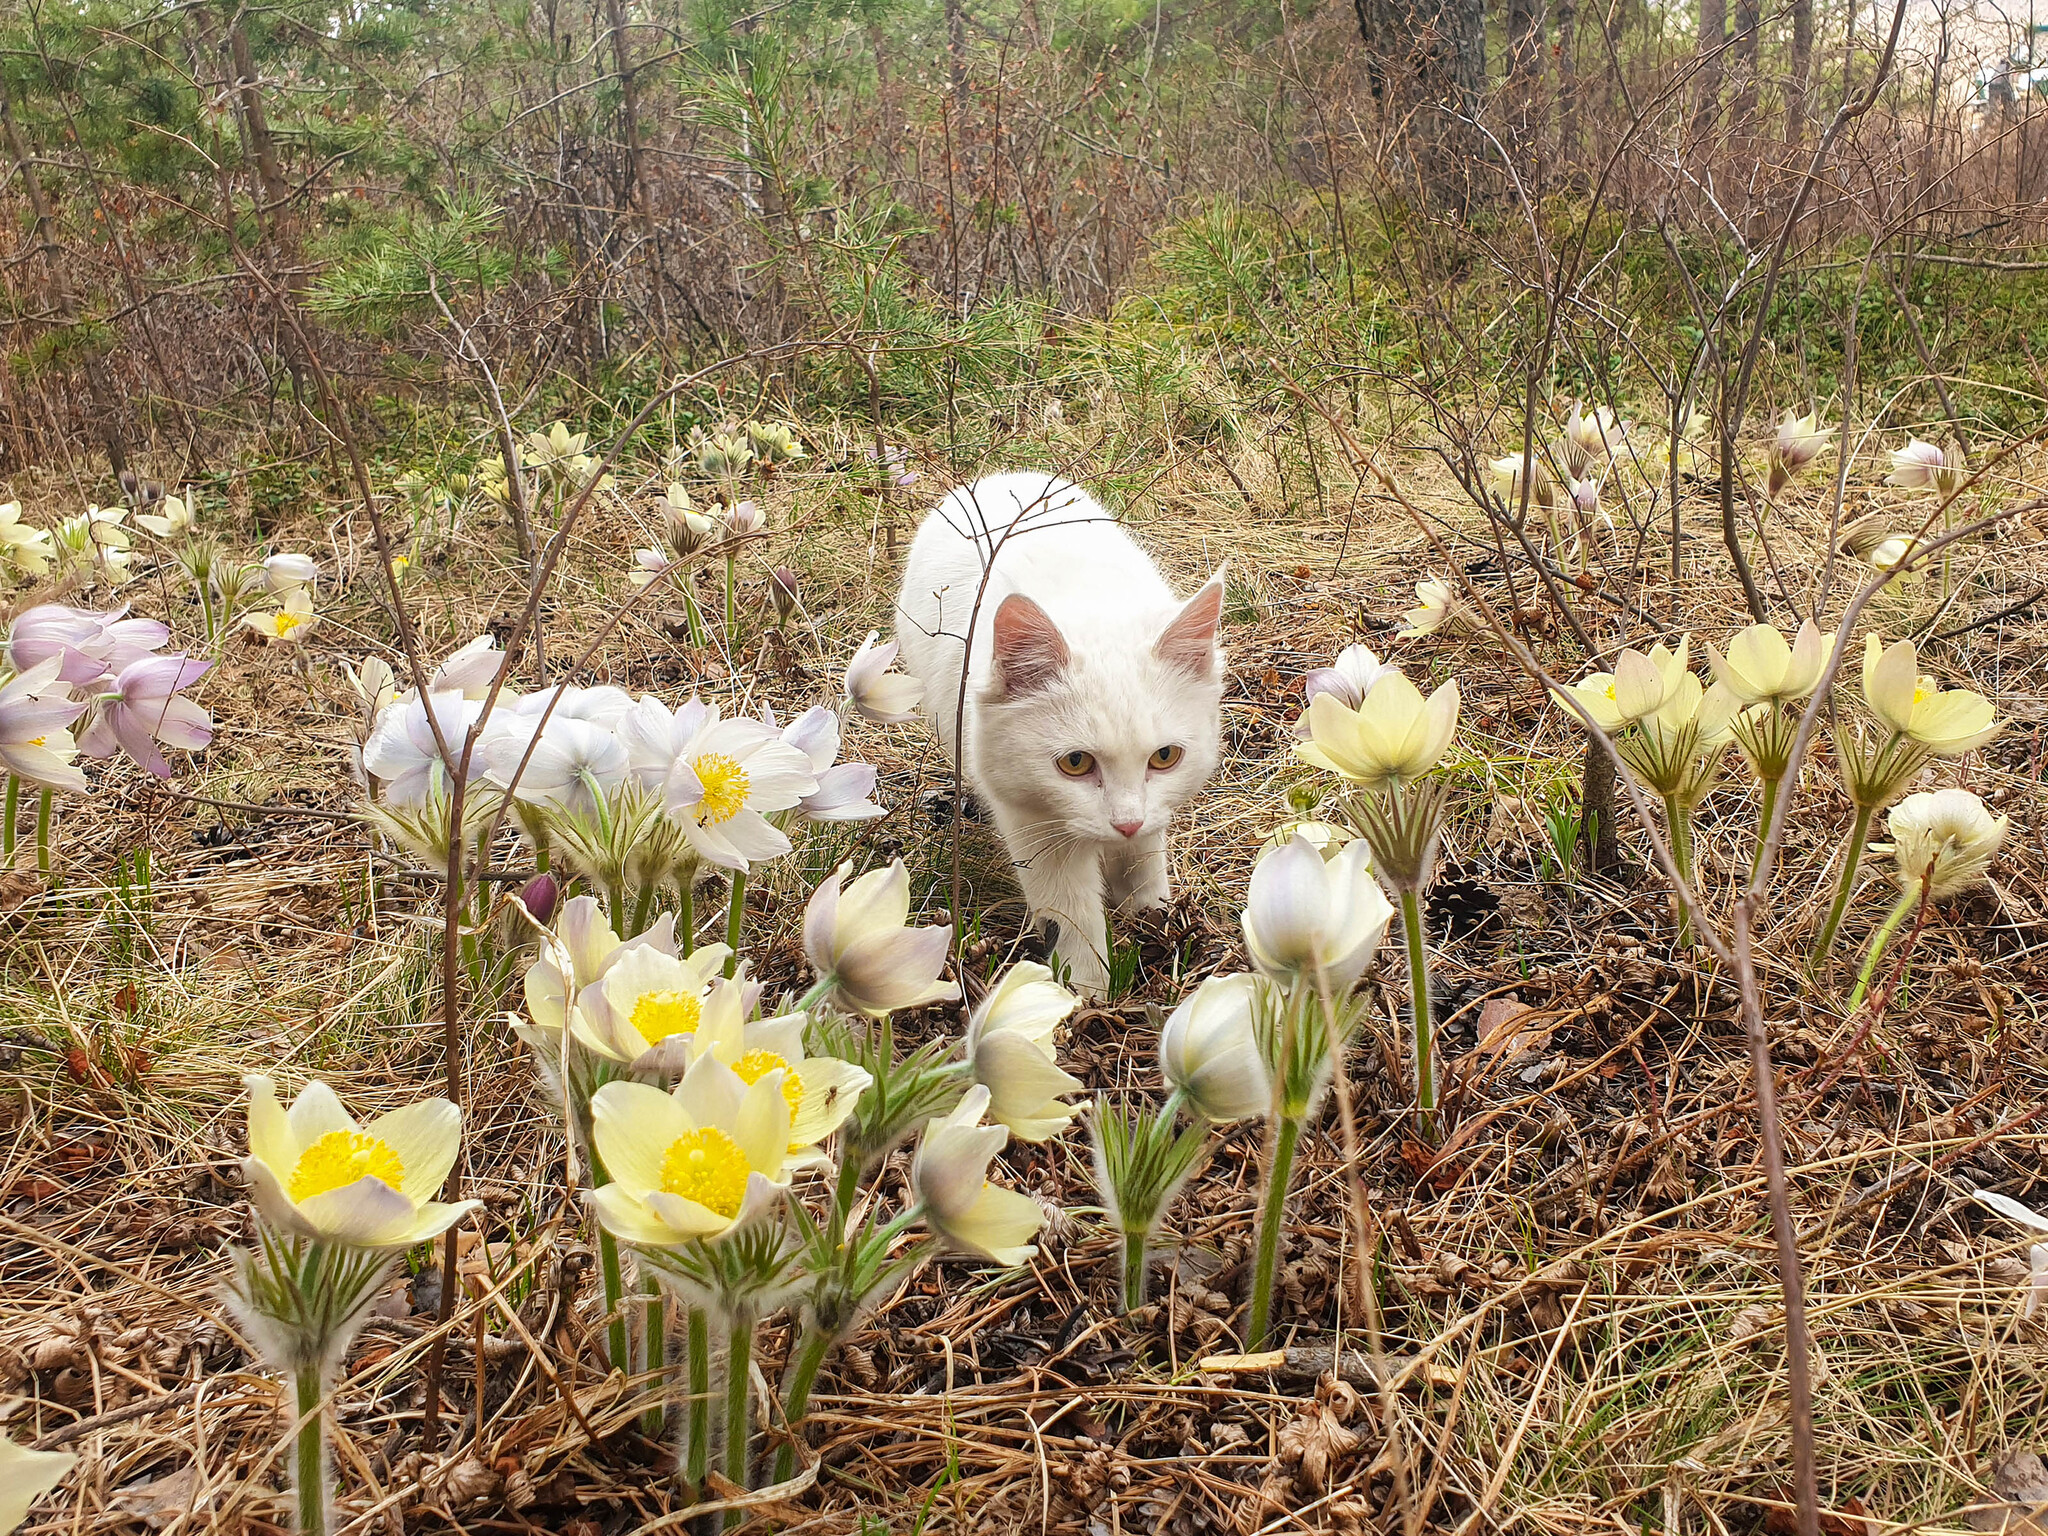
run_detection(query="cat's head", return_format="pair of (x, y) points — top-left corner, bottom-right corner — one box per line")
(973, 574), (1226, 843)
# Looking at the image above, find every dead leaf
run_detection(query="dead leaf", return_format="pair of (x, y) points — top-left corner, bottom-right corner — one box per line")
(1966, 1449), (2048, 1534)
(1474, 995), (1550, 1060)
(1275, 1399), (1361, 1493)
(113, 1465), (209, 1531)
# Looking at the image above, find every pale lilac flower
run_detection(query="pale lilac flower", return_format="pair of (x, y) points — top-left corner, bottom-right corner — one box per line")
(1886, 438), (1948, 490)
(775, 703), (883, 822)
(8, 604), (168, 687)
(629, 547), (675, 588)
(77, 655), (213, 777)
(843, 631), (922, 724)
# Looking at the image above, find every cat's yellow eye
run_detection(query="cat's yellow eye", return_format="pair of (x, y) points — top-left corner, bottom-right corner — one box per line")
(1056, 750), (1096, 778)
(1149, 744), (1184, 770)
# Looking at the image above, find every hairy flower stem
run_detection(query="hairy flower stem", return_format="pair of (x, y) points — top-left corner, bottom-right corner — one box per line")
(1850, 886), (1923, 1011)
(723, 554), (736, 636)
(1247, 1113), (1302, 1349)
(723, 873), (746, 978)
(771, 1326), (832, 1485)
(597, 1230), (630, 1376)
(640, 1275), (667, 1437)
(724, 1312), (755, 1513)
(36, 786), (52, 877)
(681, 585), (707, 648)
(686, 1307), (710, 1485)
(1749, 773), (1783, 881)
(1662, 796), (1696, 946)
(678, 880), (695, 956)
(3, 774), (17, 860)
(1121, 1230), (1149, 1313)
(828, 1151), (862, 1251)
(1812, 803), (1876, 967)
(293, 1364), (328, 1536)
(1399, 888), (1436, 1125)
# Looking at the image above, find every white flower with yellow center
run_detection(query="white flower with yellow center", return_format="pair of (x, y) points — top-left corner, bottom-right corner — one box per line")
(572, 942), (732, 1068)
(243, 588), (318, 645)
(519, 895), (687, 1047)
(964, 963), (1083, 1142)
(1565, 637), (1689, 732)
(661, 714), (816, 870)
(911, 1086), (1046, 1267)
(686, 1003), (872, 1163)
(1861, 634), (1999, 756)
(240, 1075), (478, 1250)
(136, 493), (194, 539)
(586, 1055), (794, 1246)
(0, 502), (54, 578)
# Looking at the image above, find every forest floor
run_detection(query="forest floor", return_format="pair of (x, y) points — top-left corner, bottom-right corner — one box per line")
(2, 419), (2046, 1536)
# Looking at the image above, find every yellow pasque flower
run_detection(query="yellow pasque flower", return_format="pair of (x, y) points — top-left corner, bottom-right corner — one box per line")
(1706, 620), (1834, 705)
(244, 588), (318, 644)
(1, 1433), (75, 1532)
(1565, 637), (1690, 732)
(1861, 634), (1999, 755)
(0, 502), (53, 577)
(571, 942), (734, 1068)
(586, 1055), (793, 1245)
(685, 1002), (872, 1161)
(1295, 670), (1460, 793)
(1397, 576), (1465, 639)
(241, 1075), (477, 1249)
(1881, 787), (2006, 899)
(911, 1085), (1046, 1266)
(964, 962), (1083, 1142)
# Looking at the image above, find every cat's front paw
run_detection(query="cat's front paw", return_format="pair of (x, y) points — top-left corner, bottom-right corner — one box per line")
(1113, 876), (1171, 915)
(1041, 919), (1111, 999)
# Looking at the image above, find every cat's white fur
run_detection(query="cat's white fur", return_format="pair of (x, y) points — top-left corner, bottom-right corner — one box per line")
(894, 472), (1225, 994)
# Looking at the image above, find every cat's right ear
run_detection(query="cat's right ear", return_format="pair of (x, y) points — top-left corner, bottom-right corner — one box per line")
(991, 594), (1070, 697)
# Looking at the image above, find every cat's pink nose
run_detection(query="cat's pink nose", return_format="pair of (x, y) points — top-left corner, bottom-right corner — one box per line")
(1113, 819), (1143, 839)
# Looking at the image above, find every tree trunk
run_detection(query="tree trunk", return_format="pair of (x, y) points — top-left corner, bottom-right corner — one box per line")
(1730, 0), (1760, 135)
(604, 0), (646, 216)
(1786, 0), (1813, 138)
(1693, 0), (1725, 141)
(945, 0), (967, 98)
(224, 10), (288, 217)
(1507, 0), (1545, 180)
(1555, 0), (1578, 171)
(0, 76), (128, 478)
(1369, 0), (1488, 208)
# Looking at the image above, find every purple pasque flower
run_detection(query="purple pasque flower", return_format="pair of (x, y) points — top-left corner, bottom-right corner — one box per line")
(7, 604), (169, 688)
(77, 654), (214, 777)
(774, 703), (883, 822)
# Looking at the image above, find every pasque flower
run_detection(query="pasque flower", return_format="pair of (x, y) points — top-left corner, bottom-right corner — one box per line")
(1862, 634), (1999, 755)
(843, 631), (923, 724)
(0, 659), (89, 792)
(684, 1002), (872, 1161)
(616, 693), (712, 790)
(520, 895), (683, 1052)
(1707, 620), (1833, 705)
(1398, 577), (1467, 639)
(244, 588), (318, 644)
(1882, 788), (2006, 899)
(485, 714), (629, 813)
(9, 603), (167, 686)
(662, 713), (816, 869)
(911, 1085), (1046, 1266)
(1302, 645), (1394, 711)
(1242, 836), (1393, 995)
(77, 654), (213, 777)
(1566, 638), (1690, 732)
(136, 492), (193, 539)
(1563, 402), (1624, 473)
(571, 942), (733, 1067)
(0, 502), (54, 578)
(1769, 409), (1830, 495)
(1, 1433), (75, 1533)
(965, 963), (1083, 1141)
(1160, 971), (1273, 1122)
(362, 690), (485, 804)
(775, 704), (884, 822)
(1888, 438), (1964, 495)
(586, 1058), (793, 1246)
(264, 553), (318, 597)
(241, 1075), (477, 1250)
(1296, 670), (1460, 792)
(803, 859), (959, 1016)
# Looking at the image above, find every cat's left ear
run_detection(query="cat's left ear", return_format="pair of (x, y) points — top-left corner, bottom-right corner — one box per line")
(1154, 568), (1226, 677)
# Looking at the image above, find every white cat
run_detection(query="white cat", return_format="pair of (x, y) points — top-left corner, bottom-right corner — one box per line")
(894, 472), (1225, 995)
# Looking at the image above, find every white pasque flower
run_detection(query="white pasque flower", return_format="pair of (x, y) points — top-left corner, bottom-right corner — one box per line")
(428, 635), (506, 700)
(518, 896), (683, 1054)
(0, 658), (88, 792)
(911, 1085), (1046, 1266)
(965, 962), (1084, 1142)
(1706, 620), (1834, 705)
(843, 631), (923, 724)
(1398, 576), (1466, 639)
(241, 1075), (478, 1249)
(776, 703), (884, 822)
(0, 502), (54, 577)
(484, 712), (629, 814)
(361, 689), (485, 804)
(135, 493), (194, 539)
(243, 587), (318, 644)
(662, 714), (816, 869)
(803, 859), (960, 1016)
(615, 693), (712, 791)
(1242, 835), (1394, 995)
(586, 1057), (793, 1246)
(263, 552), (318, 596)
(571, 943), (733, 1068)
(1296, 669), (1461, 792)
(0, 1433), (75, 1533)
(1302, 645), (1395, 711)
(1887, 438), (1963, 495)
(1565, 637), (1691, 732)
(1160, 971), (1273, 1122)
(1882, 788), (2006, 900)
(1861, 634), (1999, 755)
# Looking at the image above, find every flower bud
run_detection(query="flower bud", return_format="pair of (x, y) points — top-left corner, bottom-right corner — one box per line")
(769, 567), (800, 626)
(519, 871), (561, 927)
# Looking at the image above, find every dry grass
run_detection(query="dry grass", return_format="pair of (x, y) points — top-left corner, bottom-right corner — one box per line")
(2, 406), (2046, 1536)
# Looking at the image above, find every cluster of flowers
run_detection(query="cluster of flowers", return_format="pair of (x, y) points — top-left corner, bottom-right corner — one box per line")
(215, 855), (1079, 1534)
(0, 604), (215, 792)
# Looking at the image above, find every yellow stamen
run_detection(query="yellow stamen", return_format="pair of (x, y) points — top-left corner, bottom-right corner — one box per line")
(275, 611), (305, 636)
(658, 1127), (751, 1218)
(731, 1048), (805, 1119)
(629, 988), (703, 1043)
(26, 736), (44, 748)
(692, 752), (750, 825)
(289, 1130), (405, 1203)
